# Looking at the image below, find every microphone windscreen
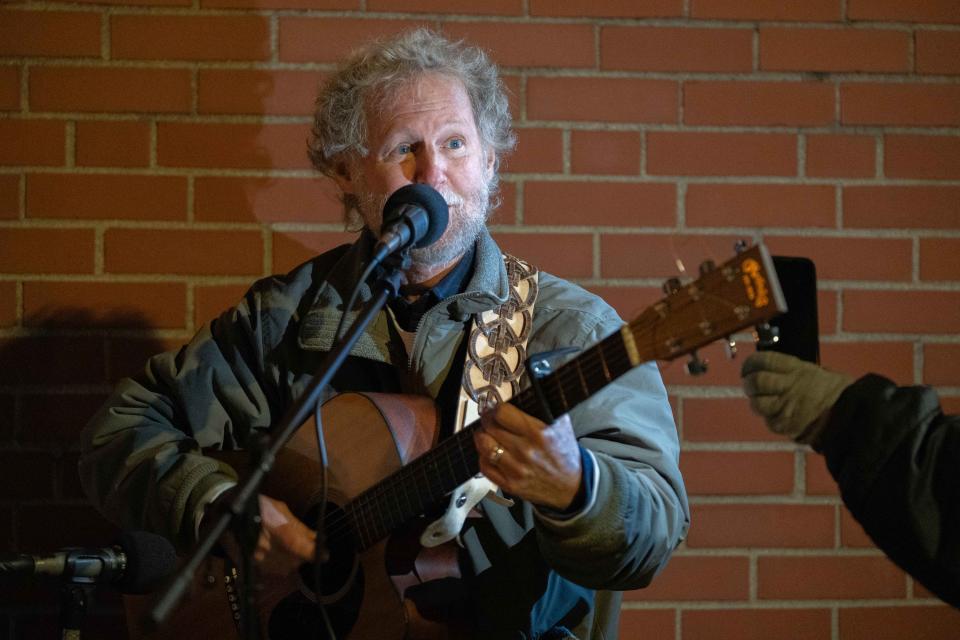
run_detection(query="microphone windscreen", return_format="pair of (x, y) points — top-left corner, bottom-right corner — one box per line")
(382, 184), (449, 248)
(116, 531), (177, 594)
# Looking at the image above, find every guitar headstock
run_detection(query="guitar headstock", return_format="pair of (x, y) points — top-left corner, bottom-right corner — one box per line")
(628, 244), (787, 364)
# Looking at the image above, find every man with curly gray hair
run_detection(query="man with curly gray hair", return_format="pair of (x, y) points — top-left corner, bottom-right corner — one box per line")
(80, 28), (688, 640)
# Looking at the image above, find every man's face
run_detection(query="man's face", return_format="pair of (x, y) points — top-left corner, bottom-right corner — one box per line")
(336, 73), (496, 270)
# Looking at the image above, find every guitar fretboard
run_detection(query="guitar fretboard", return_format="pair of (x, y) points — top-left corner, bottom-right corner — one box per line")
(335, 329), (635, 550)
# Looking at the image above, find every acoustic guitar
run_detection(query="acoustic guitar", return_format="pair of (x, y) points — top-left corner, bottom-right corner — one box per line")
(127, 244), (786, 639)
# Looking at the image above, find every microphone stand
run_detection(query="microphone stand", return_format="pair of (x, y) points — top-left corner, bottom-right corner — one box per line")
(144, 251), (407, 638)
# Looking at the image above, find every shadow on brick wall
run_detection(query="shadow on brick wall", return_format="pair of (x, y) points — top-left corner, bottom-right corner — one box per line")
(0, 308), (167, 639)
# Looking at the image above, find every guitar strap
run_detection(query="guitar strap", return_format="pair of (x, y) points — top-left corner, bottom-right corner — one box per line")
(420, 254), (539, 547)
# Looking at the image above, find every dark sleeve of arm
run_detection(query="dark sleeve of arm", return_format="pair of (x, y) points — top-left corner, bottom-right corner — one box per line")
(818, 374), (960, 608)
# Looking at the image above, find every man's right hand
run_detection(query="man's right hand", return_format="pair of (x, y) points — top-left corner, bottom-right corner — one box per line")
(204, 492), (317, 576)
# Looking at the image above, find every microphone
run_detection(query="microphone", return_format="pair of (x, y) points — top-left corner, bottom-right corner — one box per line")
(372, 184), (449, 264)
(0, 530), (177, 594)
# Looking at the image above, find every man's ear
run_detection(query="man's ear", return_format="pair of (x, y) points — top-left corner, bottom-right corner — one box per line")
(332, 160), (355, 195)
(484, 147), (496, 181)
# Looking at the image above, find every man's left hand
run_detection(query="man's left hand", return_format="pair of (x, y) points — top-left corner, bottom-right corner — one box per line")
(474, 403), (582, 511)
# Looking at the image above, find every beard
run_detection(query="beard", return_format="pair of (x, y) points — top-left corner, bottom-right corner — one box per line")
(356, 179), (491, 271)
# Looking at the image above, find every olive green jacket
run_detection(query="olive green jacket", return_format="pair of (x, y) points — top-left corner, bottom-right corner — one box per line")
(80, 229), (689, 639)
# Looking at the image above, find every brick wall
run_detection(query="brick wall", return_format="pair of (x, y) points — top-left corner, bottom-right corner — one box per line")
(2, 1), (959, 638)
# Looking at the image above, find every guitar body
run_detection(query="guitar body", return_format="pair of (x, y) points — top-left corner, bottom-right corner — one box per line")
(127, 392), (464, 640)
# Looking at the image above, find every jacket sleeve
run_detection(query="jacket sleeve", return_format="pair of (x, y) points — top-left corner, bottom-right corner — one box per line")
(818, 374), (960, 608)
(530, 294), (690, 591)
(79, 281), (288, 551)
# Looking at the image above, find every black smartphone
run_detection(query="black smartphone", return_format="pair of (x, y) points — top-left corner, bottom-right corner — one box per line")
(757, 256), (820, 364)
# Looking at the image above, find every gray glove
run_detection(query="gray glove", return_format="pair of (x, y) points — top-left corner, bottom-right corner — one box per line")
(741, 351), (854, 443)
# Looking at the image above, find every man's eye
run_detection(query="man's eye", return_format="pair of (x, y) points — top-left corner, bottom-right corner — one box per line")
(395, 143), (412, 155)
(447, 138), (464, 150)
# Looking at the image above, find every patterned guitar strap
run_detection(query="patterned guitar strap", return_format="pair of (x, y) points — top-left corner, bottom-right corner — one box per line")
(420, 254), (539, 547)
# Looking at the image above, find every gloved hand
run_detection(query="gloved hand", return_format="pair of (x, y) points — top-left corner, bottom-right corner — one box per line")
(741, 351), (853, 444)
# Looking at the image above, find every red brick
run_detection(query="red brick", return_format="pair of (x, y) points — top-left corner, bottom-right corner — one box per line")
(106, 336), (180, 382)
(820, 341), (914, 382)
(0, 336), (105, 385)
(18, 504), (118, 550)
(203, 0), (353, 6)
(112, 15), (270, 61)
(27, 174), (187, 221)
(441, 23), (595, 69)
(0, 452), (56, 500)
(886, 135), (960, 180)
(845, 290), (960, 335)
(692, 0), (842, 21)
(272, 231), (357, 274)
(195, 284), (249, 328)
(683, 397), (781, 443)
(527, 77), (677, 124)
(942, 396), (960, 414)
(0, 282), (15, 328)
(158, 122), (312, 170)
(369, 0), (521, 14)
(805, 452), (838, 496)
(626, 555), (749, 601)
(600, 233), (745, 279)
(30, 67), (191, 114)
(617, 610), (676, 640)
(490, 181), (516, 225)
(0, 228), (94, 274)
(198, 69), (319, 116)
(76, 121), (150, 167)
(842, 83), (960, 127)
(683, 608), (831, 640)
(531, 0), (682, 17)
(924, 343), (960, 387)
(570, 131), (641, 175)
(0, 120), (64, 166)
(917, 31), (960, 75)
(586, 286), (662, 322)
(0, 174), (19, 219)
(23, 282), (187, 330)
(844, 186), (960, 229)
(760, 28), (911, 73)
(681, 451), (795, 496)
(921, 238), (960, 282)
(72, 0), (190, 5)
(763, 236), (912, 281)
(685, 82), (834, 126)
(525, 181), (675, 227)
(840, 606), (960, 640)
(602, 26), (753, 72)
(0, 66), (19, 111)
(0, 11), (100, 58)
(491, 232), (593, 279)
(508, 128), (563, 174)
(840, 507), (876, 548)
(686, 184), (834, 228)
(687, 504), (835, 548)
(19, 393), (108, 447)
(806, 134), (875, 178)
(759, 555), (906, 599)
(848, 0), (960, 23)
(648, 132), (797, 176)
(105, 229), (264, 276)
(818, 289), (839, 336)
(195, 177), (342, 224)
(279, 18), (425, 63)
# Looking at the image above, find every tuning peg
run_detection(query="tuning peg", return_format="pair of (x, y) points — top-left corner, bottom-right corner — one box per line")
(724, 337), (738, 359)
(754, 322), (780, 348)
(662, 277), (682, 295)
(685, 351), (709, 376)
(699, 259), (716, 275)
(734, 239), (749, 254)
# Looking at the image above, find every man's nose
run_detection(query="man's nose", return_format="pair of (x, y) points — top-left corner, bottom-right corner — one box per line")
(413, 147), (446, 188)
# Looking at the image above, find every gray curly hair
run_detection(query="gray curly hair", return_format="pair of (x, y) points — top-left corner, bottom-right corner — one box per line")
(308, 28), (516, 228)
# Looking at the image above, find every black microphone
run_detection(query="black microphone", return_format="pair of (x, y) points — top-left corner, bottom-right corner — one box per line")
(372, 184), (449, 264)
(0, 530), (177, 594)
